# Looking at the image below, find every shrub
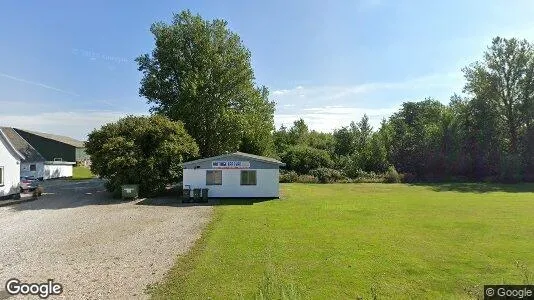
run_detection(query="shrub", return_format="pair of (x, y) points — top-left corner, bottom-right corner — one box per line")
(86, 115), (199, 197)
(280, 170), (299, 183)
(281, 145), (333, 174)
(384, 166), (401, 183)
(296, 175), (319, 183)
(310, 168), (346, 183)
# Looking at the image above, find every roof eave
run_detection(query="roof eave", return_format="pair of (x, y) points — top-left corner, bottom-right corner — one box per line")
(0, 129), (25, 160)
(180, 152), (285, 167)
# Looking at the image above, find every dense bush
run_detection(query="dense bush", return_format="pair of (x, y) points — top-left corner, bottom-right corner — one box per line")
(310, 168), (346, 183)
(86, 115), (199, 197)
(279, 170), (299, 183)
(296, 174), (319, 183)
(384, 166), (402, 183)
(279, 171), (319, 183)
(281, 145), (333, 174)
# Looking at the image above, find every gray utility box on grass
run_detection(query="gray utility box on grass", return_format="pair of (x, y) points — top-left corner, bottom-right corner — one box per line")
(121, 185), (139, 199)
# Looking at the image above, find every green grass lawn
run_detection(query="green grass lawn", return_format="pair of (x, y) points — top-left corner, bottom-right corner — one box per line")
(151, 183), (534, 299)
(71, 166), (95, 180)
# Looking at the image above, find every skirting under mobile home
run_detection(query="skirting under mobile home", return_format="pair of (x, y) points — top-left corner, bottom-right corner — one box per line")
(181, 152), (285, 198)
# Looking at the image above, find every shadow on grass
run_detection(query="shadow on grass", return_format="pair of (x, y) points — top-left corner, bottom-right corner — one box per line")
(136, 197), (276, 207)
(412, 182), (534, 193)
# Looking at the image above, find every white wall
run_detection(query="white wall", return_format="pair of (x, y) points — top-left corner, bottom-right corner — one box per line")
(44, 164), (73, 180)
(21, 162), (44, 179)
(183, 169), (280, 198)
(0, 138), (20, 197)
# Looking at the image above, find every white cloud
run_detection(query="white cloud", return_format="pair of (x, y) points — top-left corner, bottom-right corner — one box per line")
(0, 111), (144, 140)
(273, 71), (463, 104)
(271, 71), (465, 132)
(272, 89), (290, 96)
(275, 105), (400, 132)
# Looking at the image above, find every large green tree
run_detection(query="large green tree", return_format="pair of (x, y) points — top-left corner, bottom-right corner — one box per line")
(386, 99), (447, 177)
(86, 115), (199, 197)
(463, 37), (534, 154)
(137, 10), (275, 157)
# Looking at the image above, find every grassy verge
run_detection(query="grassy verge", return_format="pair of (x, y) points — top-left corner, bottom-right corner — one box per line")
(71, 166), (95, 180)
(151, 183), (534, 299)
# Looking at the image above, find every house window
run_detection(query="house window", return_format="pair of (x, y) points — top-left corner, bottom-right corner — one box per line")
(0, 166), (4, 186)
(30, 164), (36, 171)
(206, 170), (222, 185)
(240, 170), (257, 185)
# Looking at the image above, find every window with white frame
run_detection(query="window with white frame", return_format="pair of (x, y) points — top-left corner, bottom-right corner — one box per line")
(240, 170), (257, 185)
(206, 170), (222, 185)
(0, 166), (4, 186)
(30, 164), (36, 171)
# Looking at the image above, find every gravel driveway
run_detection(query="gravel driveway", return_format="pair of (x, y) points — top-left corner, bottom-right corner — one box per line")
(0, 179), (212, 299)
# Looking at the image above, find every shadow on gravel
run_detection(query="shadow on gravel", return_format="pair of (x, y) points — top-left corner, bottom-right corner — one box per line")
(412, 182), (534, 193)
(136, 197), (276, 207)
(9, 179), (118, 211)
(11, 178), (277, 211)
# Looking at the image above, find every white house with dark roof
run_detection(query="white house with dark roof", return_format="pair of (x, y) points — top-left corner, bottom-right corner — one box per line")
(0, 128), (24, 198)
(0, 127), (75, 181)
(181, 152), (286, 198)
(1, 127), (46, 179)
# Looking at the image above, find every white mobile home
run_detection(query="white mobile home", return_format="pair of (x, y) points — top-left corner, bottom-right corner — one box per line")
(0, 129), (24, 198)
(181, 152), (286, 198)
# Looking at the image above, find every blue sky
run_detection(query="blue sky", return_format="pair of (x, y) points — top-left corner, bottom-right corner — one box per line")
(1, 0), (534, 139)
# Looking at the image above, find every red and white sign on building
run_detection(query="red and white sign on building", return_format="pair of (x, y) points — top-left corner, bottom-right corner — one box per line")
(212, 161), (251, 169)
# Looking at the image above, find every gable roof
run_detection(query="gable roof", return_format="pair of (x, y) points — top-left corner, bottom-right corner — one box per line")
(181, 152), (286, 167)
(14, 128), (85, 148)
(0, 128), (25, 160)
(0, 127), (45, 162)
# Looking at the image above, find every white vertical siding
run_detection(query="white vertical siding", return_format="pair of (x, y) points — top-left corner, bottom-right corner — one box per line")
(183, 169), (280, 198)
(44, 164), (73, 179)
(0, 139), (20, 197)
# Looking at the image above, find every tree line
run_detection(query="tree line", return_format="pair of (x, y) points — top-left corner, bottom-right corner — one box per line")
(86, 11), (534, 196)
(274, 37), (534, 183)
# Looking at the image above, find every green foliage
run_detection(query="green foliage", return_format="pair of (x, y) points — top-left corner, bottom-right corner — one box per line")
(499, 154), (524, 183)
(137, 10), (274, 157)
(384, 166), (401, 183)
(281, 145), (333, 174)
(85, 115), (199, 197)
(401, 172), (417, 183)
(333, 126), (356, 157)
(309, 168), (346, 183)
(463, 37), (534, 154)
(387, 99), (448, 176)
